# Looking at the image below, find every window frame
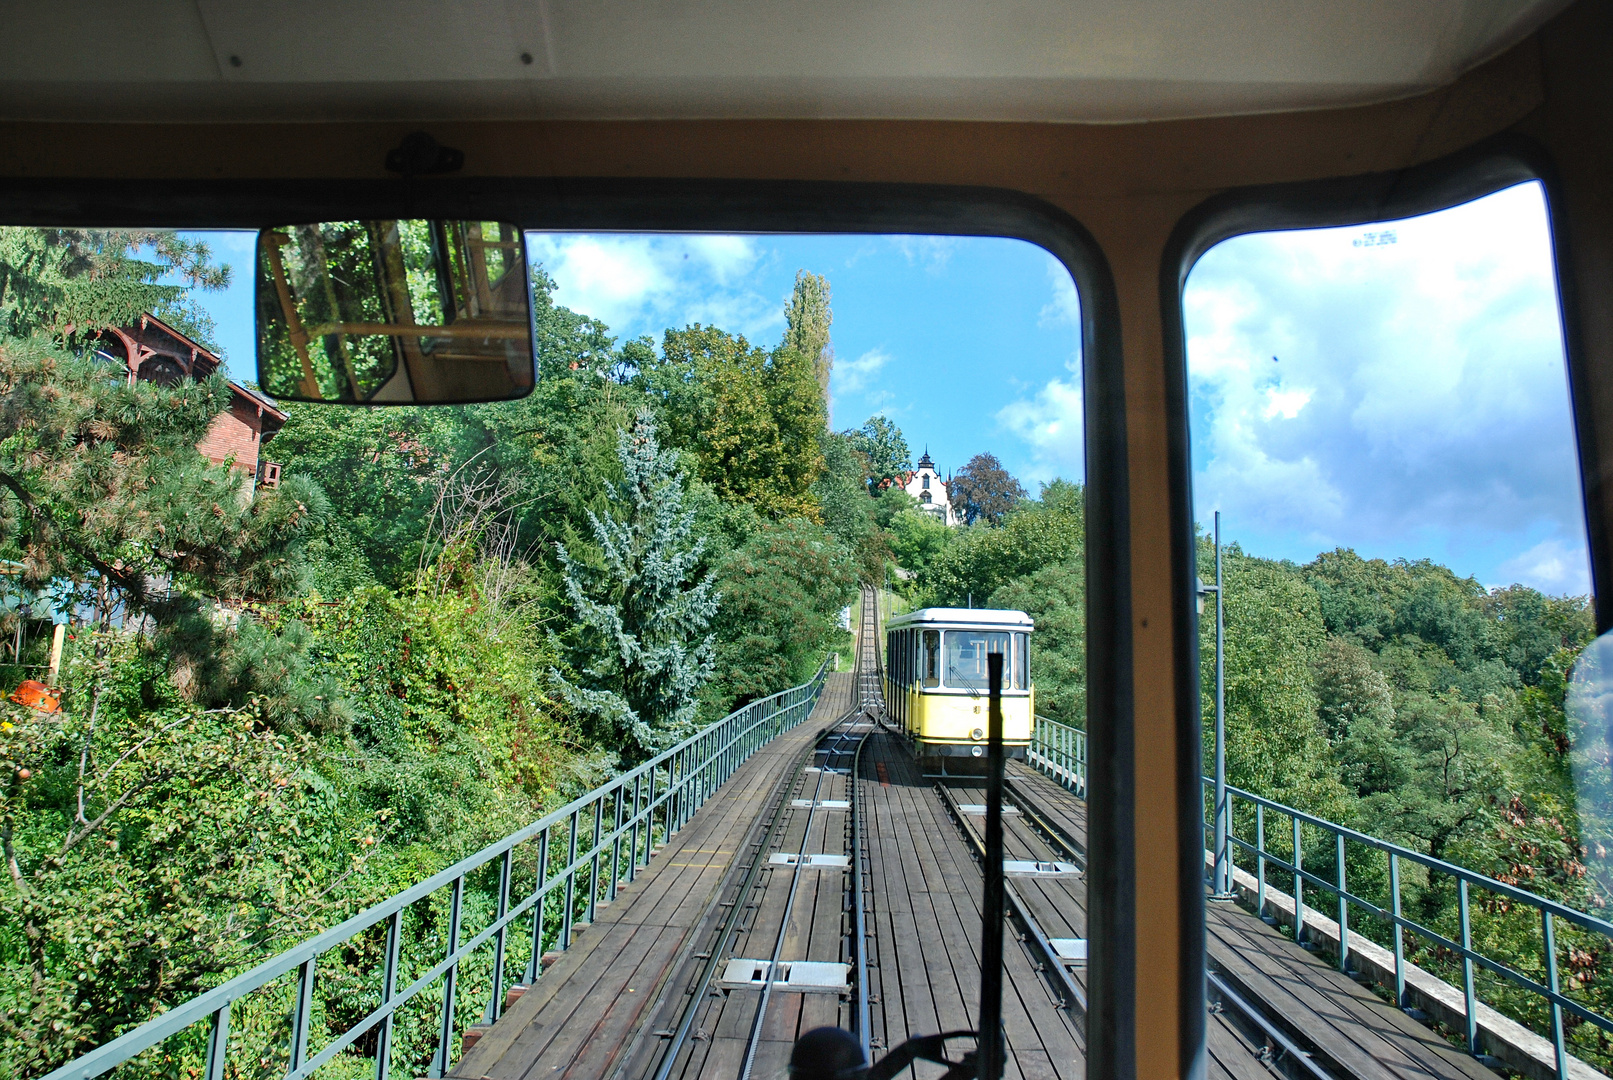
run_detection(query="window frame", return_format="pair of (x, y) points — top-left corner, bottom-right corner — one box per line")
(1160, 133), (1592, 1079)
(0, 172), (1138, 1076)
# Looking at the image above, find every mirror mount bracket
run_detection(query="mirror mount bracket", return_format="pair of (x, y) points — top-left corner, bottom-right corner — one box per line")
(385, 132), (465, 178)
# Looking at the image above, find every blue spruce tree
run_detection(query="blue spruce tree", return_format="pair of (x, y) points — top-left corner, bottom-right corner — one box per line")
(552, 409), (718, 761)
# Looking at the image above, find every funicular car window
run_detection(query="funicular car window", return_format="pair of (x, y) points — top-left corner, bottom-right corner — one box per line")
(1181, 179), (1607, 1069)
(0, 212), (1102, 1080)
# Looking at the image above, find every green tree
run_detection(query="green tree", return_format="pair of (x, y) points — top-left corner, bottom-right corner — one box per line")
(639, 325), (826, 519)
(708, 519), (857, 710)
(551, 411), (717, 761)
(845, 416), (912, 494)
(950, 452), (1026, 525)
(783, 270), (834, 399)
(1201, 543), (1344, 810)
(814, 431), (886, 581)
(991, 554), (1086, 727)
(0, 337), (325, 623)
(921, 480), (1083, 605)
(888, 508), (952, 579)
(0, 228), (228, 350)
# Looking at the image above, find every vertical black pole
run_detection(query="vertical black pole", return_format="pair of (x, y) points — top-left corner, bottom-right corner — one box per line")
(980, 652), (1006, 1080)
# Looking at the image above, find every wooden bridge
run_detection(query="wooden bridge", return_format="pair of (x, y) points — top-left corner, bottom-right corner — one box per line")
(449, 592), (1502, 1080)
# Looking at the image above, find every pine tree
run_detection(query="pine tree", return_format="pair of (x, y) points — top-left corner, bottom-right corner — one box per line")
(0, 337), (326, 618)
(783, 270), (834, 400)
(552, 409), (717, 761)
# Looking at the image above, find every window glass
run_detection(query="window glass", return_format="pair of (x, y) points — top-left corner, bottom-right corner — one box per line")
(1015, 632), (1028, 690)
(944, 629), (1011, 690)
(923, 629), (940, 687)
(1185, 181), (1599, 1062)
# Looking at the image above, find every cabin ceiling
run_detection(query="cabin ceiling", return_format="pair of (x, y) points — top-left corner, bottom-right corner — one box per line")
(0, 0), (1573, 124)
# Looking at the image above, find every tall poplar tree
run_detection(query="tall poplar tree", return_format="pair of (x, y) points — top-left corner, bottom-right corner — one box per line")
(552, 410), (718, 761)
(783, 270), (834, 400)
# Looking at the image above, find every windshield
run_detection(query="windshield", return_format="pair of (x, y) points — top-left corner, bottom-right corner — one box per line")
(944, 629), (1015, 691)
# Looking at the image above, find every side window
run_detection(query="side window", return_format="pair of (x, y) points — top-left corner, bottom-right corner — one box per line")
(923, 629), (940, 687)
(1186, 181), (1601, 1064)
(1014, 632), (1028, 690)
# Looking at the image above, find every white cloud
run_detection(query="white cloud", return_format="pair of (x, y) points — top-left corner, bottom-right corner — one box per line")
(1262, 386), (1312, 420)
(996, 377), (1085, 483)
(1494, 536), (1592, 595)
(1184, 181), (1591, 591)
(889, 235), (959, 274)
(1039, 256), (1081, 330)
(834, 347), (891, 395)
(524, 233), (778, 343)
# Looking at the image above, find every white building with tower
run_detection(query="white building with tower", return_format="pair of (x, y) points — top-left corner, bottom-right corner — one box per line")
(899, 449), (957, 526)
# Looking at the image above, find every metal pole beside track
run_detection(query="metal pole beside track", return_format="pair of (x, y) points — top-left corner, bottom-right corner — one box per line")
(1212, 510), (1233, 899)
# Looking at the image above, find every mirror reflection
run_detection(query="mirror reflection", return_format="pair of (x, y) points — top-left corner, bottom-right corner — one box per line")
(256, 220), (535, 404)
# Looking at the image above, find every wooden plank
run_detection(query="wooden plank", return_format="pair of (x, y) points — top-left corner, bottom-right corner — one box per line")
(454, 684), (843, 1080)
(1206, 1011), (1275, 1080)
(1209, 907), (1497, 1080)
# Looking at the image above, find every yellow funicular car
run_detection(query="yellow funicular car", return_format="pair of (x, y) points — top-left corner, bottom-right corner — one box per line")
(884, 607), (1034, 774)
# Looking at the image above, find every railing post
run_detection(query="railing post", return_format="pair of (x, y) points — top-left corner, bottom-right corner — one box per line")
(205, 1003), (231, 1080)
(525, 830), (551, 983)
(563, 810), (579, 948)
(1460, 879), (1478, 1055)
(630, 775), (643, 879)
(1336, 832), (1350, 973)
(1255, 803), (1266, 918)
(430, 875), (465, 1078)
(288, 958), (315, 1077)
(376, 909), (402, 1080)
(486, 849), (513, 1023)
(1543, 910), (1568, 1080)
(588, 795), (603, 924)
(1293, 817), (1305, 946)
(610, 784), (624, 902)
(1390, 852), (1406, 1009)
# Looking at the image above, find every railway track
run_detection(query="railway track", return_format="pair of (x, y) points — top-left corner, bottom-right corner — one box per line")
(636, 588), (883, 1080)
(935, 776), (1090, 1025)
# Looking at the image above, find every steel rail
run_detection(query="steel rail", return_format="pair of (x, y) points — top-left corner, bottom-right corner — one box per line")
(851, 728), (873, 1061)
(658, 589), (878, 1080)
(740, 592), (879, 1080)
(1000, 777), (1087, 871)
(935, 781), (1089, 1022)
(647, 731), (830, 1080)
(1206, 970), (1335, 1080)
(738, 721), (868, 1080)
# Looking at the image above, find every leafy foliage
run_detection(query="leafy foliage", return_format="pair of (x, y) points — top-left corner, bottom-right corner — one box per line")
(949, 452), (1026, 525)
(0, 228), (228, 350)
(783, 270), (834, 398)
(845, 415), (911, 494)
(708, 518), (857, 711)
(638, 324), (826, 520)
(551, 411), (717, 761)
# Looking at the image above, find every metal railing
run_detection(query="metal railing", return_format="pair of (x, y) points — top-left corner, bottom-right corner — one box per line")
(45, 657), (832, 1080)
(1028, 712), (1613, 1080)
(1028, 713), (1086, 798)
(1206, 777), (1613, 1080)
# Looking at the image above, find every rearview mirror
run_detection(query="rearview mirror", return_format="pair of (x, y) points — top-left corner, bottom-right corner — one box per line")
(256, 220), (535, 405)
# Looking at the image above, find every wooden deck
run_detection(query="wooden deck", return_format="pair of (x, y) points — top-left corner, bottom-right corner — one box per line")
(452, 670), (856, 1080)
(862, 736), (1085, 1080)
(453, 666), (1500, 1080)
(1007, 762), (1502, 1080)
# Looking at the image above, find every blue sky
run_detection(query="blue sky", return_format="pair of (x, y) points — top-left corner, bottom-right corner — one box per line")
(179, 181), (1590, 596)
(1184, 182), (1588, 595)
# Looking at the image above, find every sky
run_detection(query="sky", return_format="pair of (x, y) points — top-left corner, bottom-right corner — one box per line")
(1183, 181), (1589, 595)
(178, 179), (1590, 596)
